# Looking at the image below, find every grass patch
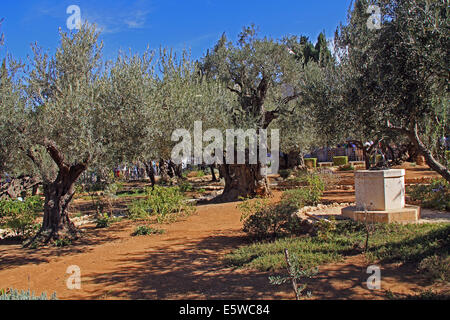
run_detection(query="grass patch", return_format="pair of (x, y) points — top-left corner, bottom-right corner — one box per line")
(127, 186), (195, 223)
(131, 225), (165, 236)
(225, 221), (450, 272)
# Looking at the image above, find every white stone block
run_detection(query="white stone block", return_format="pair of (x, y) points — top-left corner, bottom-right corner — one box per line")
(354, 169), (405, 211)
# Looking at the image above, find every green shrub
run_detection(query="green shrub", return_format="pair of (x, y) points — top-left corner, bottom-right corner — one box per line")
(446, 151), (450, 164)
(179, 181), (193, 193)
(239, 173), (327, 240)
(127, 186), (195, 223)
(193, 170), (205, 177)
(279, 169), (292, 180)
(0, 196), (43, 238)
(241, 202), (303, 239)
(95, 213), (111, 228)
(408, 179), (450, 211)
(386, 289), (450, 300)
(132, 225), (165, 236)
(304, 158), (317, 168)
(284, 173), (325, 207)
(0, 288), (57, 300)
(238, 195), (311, 240)
(54, 238), (72, 247)
(282, 187), (321, 208)
(333, 156), (348, 166)
(226, 221), (450, 273)
(418, 255), (450, 282)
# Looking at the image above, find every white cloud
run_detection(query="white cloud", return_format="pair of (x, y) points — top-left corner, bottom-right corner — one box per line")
(28, 1), (154, 34)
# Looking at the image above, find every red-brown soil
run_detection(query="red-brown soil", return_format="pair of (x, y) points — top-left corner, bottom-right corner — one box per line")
(0, 165), (447, 300)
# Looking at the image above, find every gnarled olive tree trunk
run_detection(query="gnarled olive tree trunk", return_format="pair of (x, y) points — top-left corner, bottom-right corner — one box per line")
(389, 124), (450, 182)
(144, 161), (156, 187)
(217, 162), (271, 202)
(215, 146), (272, 202)
(26, 140), (89, 245)
(0, 175), (41, 200)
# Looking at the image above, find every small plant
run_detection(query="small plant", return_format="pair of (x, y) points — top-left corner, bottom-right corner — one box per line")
(0, 288), (57, 300)
(408, 179), (450, 211)
(279, 169), (292, 180)
(196, 170), (206, 177)
(418, 255), (450, 282)
(315, 217), (337, 240)
(239, 198), (303, 239)
(386, 289), (450, 300)
(0, 196), (43, 238)
(127, 186), (195, 223)
(95, 213), (112, 228)
(282, 174), (324, 208)
(179, 181), (193, 193)
(132, 225), (165, 236)
(197, 188), (206, 194)
(269, 249), (318, 300)
(54, 238), (72, 247)
(94, 213), (121, 228)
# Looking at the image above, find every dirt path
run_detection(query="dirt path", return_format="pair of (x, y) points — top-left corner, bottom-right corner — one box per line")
(0, 191), (443, 300)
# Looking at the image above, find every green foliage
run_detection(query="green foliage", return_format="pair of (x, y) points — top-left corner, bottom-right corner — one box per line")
(94, 213), (112, 228)
(238, 174), (326, 239)
(269, 249), (318, 300)
(195, 170), (205, 177)
(333, 156), (348, 166)
(408, 179), (450, 211)
(132, 225), (165, 236)
(178, 181), (193, 193)
(238, 197), (271, 222)
(238, 196), (307, 240)
(241, 202), (303, 240)
(304, 158), (317, 168)
(127, 186), (195, 223)
(54, 238), (72, 247)
(0, 288), (57, 300)
(281, 186), (322, 209)
(284, 173), (325, 207)
(226, 221), (450, 273)
(315, 217), (337, 241)
(331, 0), (449, 181)
(279, 169), (292, 180)
(418, 255), (450, 282)
(0, 196), (43, 238)
(386, 289), (450, 300)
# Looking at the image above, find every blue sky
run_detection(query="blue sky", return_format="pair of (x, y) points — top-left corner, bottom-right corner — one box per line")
(1, 0), (352, 63)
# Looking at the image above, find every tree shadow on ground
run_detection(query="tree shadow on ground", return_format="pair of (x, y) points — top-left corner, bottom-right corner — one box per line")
(0, 220), (131, 271)
(81, 234), (293, 300)
(75, 232), (433, 300)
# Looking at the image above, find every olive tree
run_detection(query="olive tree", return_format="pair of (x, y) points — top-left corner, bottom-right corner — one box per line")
(142, 48), (232, 184)
(200, 25), (324, 201)
(0, 24), (152, 243)
(335, 0), (449, 179)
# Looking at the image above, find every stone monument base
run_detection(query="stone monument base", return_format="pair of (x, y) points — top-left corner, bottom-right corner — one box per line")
(341, 205), (421, 224)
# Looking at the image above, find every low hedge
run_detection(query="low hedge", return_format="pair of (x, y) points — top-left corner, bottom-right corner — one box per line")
(304, 158), (317, 169)
(333, 156), (348, 166)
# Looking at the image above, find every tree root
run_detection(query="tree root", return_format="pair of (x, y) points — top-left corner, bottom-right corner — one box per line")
(23, 223), (82, 248)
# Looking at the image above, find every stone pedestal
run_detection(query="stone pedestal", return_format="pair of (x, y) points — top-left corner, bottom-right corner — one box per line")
(342, 169), (420, 224)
